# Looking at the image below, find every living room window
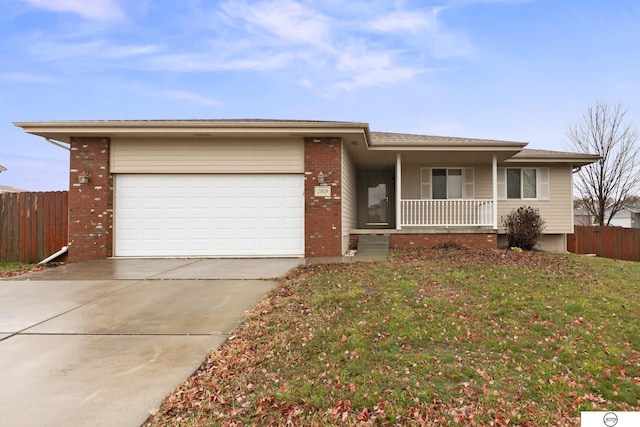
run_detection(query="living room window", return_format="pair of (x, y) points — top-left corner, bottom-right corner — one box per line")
(507, 168), (537, 199)
(421, 168), (473, 199)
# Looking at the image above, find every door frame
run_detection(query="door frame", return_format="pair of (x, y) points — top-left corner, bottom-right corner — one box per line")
(358, 171), (395, 229)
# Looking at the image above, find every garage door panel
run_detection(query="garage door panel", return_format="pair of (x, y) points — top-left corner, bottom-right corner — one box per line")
(115, 174), (304, 257)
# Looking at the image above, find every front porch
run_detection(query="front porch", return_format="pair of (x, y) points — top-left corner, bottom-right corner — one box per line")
(342, 137), (522, 253)
(355, 154), (501, 230)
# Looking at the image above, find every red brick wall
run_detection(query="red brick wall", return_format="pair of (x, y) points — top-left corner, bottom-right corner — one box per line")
(388, 233), (497, 250)
(304, 137), (342, 257)
(68, 137), (113, 262)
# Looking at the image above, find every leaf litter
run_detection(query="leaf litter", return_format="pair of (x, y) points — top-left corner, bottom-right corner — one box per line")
(144, 247), (639, 426)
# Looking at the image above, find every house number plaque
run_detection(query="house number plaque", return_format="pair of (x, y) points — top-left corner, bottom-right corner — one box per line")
(314, 186), (331, 197)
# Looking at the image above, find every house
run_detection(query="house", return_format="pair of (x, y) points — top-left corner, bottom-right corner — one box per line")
(14, 120), (600, 263)
(0, 165), (26, 193)
(573, 206), (593, 226)
(605, 200), (640, 228)
(0, 185), (24, 194)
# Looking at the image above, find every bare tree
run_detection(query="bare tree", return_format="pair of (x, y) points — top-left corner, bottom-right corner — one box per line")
(566, 102), (640, 226)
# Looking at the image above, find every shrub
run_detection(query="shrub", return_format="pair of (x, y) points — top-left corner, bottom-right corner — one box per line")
(502, 206), (545, 250)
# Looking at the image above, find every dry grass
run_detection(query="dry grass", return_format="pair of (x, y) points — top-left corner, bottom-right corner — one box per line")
(144, 248), (640, 426)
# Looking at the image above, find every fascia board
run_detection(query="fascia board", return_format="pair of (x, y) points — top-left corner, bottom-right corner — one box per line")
(14, 121), (371, 143)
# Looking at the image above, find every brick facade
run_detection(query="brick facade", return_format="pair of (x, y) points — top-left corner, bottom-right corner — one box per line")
(388, 233), (497, 250)
(63, 134), (495, 261)
(304, 137), (343, 257)
(68, 137), (113, 262)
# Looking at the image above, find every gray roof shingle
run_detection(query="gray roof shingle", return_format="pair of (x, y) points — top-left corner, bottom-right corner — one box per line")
(370, 131), (526, 146)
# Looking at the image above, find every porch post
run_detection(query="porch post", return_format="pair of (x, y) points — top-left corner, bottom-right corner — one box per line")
(396, 153), (402, 230)
(492, 154), (498, 229)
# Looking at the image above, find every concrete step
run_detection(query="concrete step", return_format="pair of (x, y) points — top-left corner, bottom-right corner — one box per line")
(354, 235), (389, 260)
(357, 234), (389, 249)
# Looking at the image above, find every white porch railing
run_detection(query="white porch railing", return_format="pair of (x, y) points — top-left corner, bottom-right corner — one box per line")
(400, 199), (495, 227)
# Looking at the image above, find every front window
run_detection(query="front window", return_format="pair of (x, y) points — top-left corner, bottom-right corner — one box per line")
(432, 168), (463, 199)
(507, 168), (537, 199)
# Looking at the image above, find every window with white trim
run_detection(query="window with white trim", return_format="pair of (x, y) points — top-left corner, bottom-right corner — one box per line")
(421, 168), (474, 199)
(498, 167), (549, 200)
(507, 168), (536, 199)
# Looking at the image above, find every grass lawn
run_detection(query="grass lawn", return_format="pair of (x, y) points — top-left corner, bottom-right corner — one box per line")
(145, 248), (639, 426)
(0, 261), (37, 277)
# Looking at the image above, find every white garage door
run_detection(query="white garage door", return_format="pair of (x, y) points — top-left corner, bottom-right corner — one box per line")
(114, 174), (304, 257)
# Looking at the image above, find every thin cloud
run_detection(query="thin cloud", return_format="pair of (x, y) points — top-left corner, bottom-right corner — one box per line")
(220, 0), (331, 47)
(0, 71), (58, 84)
(15, 0), (475, 93)
(210, 1), (438, 91)
(27, 38), (161, 62)
(146, 51), (292, 72)
(333, 66), (423, 92)
(161, 90), (222, 107)
(368, 9), (441, 34)
(21, 0), (125, 22)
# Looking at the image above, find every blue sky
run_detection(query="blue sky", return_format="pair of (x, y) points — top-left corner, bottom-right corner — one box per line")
(1, 0), (640, 191)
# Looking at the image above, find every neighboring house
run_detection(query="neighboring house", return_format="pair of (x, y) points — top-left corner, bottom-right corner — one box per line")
(573, 206), (593, 226)
(605, 201), (640, 228)
(0, 165), (24, 193)
(0, 185), (24, 194)
(1, 165), (26, 193)
(14, 120), (600, 263)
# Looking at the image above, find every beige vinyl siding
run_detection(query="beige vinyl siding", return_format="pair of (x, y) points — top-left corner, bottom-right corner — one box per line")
(401, 163), (492, 199)
(111, 137), (304, 173)
(471, 165), (493, 199)
(342, 145), (358, 253)
(401, 163), (421, 199)
(497, 164), (573, 233)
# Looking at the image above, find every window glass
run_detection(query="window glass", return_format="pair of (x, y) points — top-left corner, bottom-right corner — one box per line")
(432, 169), (446, 199)
(523, 169), (537, 198)
(448, 169), (463, 198)
(507, 169), (521, 199)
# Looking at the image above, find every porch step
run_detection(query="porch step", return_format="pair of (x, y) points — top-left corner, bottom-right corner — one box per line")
(354, 235), (389, 261)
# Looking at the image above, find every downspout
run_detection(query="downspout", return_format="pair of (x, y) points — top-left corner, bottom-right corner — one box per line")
(570, 165), (575, 229)
(38, 246), (68, 265)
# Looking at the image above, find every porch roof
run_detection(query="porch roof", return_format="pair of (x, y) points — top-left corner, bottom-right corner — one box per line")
(506, 149), (602, 166)
(369, 131), (527, 152)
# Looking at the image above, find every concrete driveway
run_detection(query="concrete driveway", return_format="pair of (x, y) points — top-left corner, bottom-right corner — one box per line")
(0, 258), (302, 427)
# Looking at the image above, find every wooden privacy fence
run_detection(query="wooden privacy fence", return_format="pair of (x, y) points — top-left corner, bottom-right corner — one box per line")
(567, 225), (640, 262)
(0, 191), (68, 263)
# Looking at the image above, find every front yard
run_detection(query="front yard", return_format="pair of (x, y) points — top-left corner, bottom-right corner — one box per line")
(146, 248), (639, 426)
